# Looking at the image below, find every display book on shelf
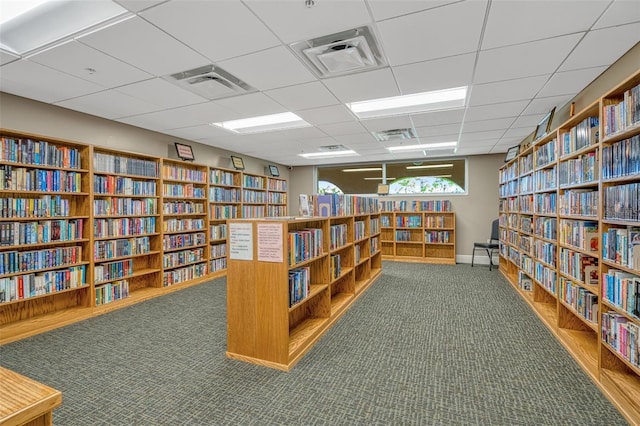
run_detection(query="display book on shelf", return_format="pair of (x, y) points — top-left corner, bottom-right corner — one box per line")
(497, 70), (640, 424)
(225, 194), (381, 371)
(377, 199), (455, 264)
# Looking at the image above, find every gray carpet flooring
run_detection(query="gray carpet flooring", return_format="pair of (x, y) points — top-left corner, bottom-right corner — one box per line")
(0, 262), (628, 425)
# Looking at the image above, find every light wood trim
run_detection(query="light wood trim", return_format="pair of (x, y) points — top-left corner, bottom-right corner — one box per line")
(0, 366), (61, 426)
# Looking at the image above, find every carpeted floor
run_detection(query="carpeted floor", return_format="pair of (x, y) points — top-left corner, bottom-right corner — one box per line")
(0, 262), (628, 425)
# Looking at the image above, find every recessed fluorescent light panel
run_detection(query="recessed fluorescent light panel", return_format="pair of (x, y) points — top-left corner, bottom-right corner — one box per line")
(406, 163), (454, 170)
(299, 150), (357, 158)
(342, 167), (382, 172)
(387, 142), (457, 152)
(364, 177), (395, 180)
(0, 0), (129, 55)
(346, 86), (467, 119)
(212, 112), (311, 134)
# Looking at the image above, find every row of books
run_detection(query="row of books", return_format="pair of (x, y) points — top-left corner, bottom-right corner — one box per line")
(500, 162), (518, 183)
(424, 231), (452, 243)
(330, 254), (341, 280)
(313, 194), (354, 217)
(210, 257), (226, 273)
(267, 206), (287, 216)
(0, 265), (86, 303)
(521, 254), (534, 276)
(163, 263), (207, 286)
(94, 152), (158, 177)
(163, 218), (205, 233)
(289, 267), (310, 307)
(162, 184), (205, 199)
(395, 230), (418, 242)
(558, 220), (599, 252)
(95, 279), (129, 306)
(242, 189), (267, 203)
(601, 312), (639, 368)
(534, 193), (556, 215)
(0, 246), (82, 276)
(534, 138), (556, 169)
(519, 153), (533, 175)
(603, 182), (639, 222)
(535, 261), (557, 293)
(519, 235), (532, 253)
(94, 198), (156, 216)
(534, 167), (556, 192)
(0, 195), (71, 218)
(378, 200), (452, 212)
(243, 175), (265, 189)
(559, 276), (599, 324)
(602, 269), (640, 319)
(519, 175), (534, 193)
(329, 224), (348, 250)
(534, 241), (556, 266)
(241, 206), (265, 218)
(209, 169), (237, 186)
(559, 116), (598, 157)
(208, 187), (240, 203)
(162, 201), (205, 215)
(94, 217), (156, 238)
(162, 232), (206, 251)
(424, 215), (447, 228)
(210, 243), (227, 258)
(209, 224), (227, 240)
(370, 218), (380, 235)
(354, 221), (366, 241)
(94, 175), (156, 196)
(370, 236), (379, 255)
(520, 216), (533, 234)
(162, 165), (206, 182)
(518, 270), (533, 291)
(603, 82), (640, 137)
(94, 259), (133, 284)
(558, 152), (598, 187)
(602, 226), (640, 270)
(94, 237), (150, 261)
(0, 166), (82, 192)
(1, 137), (82, 169)
(559, 189), (598, 217)
(355, 244), (362, 264)
(396, 215), (421, 228)
(162, 247), (205, 269)
(0, 219), (83, 246)
(602, 135), (640, 179)
(559, 248), (598, 285)
(267, 178), (287, 192)
(288, 228), (323, 266)
(210, 205), (238, 220)
(267, 192), (287, 204)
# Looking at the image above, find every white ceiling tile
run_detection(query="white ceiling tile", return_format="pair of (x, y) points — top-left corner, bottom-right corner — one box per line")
(411, 109), (465, 127)
(461, 117), (516, 133)
(0, 60), (103, 103)
(458, 139), (499, 148)
(376, 1), (488, 65)
(333, 133), (378, 145)
(482, 0), (608, 49)
(215, 93), (287, 118)
(55, 90), (163, 119)
(114, 0), (166, 13)
(456, 145), (497, 155)
(538, 66), (608, 98)
(296, 105), (356, 126)
(469, 75), (550, 107)
(559, 23), (640, 71)
(78, 16), (209, 76)
(141, 1), (280, 62)
(394, 53), (475, 95)
(474, 33), (583, 84)
(522, 94), (572, 116)
(244, 0), (371, 43)
(501, 127), (535, 140)
(162, 125), (233, 142)
(415, 123), (462, 138)
(0, 50), (19, 66)
(367, 0), (459, 21)
(465, 100), (530, 122)
(117, 101), (238, 130)
(459, 130), (505, 143)
(219, 46), (316, 91)
(417, 133), (459, 144)
(510, 114), (544, 130)
(316, 121), (368, 137)
(323, 68), (399, 103)
(360, 116), (414, 132)
(593, 0), (640, 29)
(115, 78), (208, 109)
(265, 82), (340, 111)
(29, 40), (153, 88)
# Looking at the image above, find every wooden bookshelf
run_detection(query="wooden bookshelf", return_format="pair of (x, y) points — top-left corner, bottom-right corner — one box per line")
(226, 209), (382, 370)
(161, 159), (210, 286)
(208, 166), (241, 275)
(241, 171), (267, 218)
(267, 176), (288, 217)
(0, 366), (62, 425)
(497, 69), (640, 424)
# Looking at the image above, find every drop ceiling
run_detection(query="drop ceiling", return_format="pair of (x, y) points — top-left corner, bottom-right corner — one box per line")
(0, 0), (638, 166)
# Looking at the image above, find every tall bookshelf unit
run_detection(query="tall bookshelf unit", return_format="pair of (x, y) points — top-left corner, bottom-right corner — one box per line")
(241, 172), (267, 218)
(0, 130), (91, 332)
(378, 201), (455, 264)
(92, 148), (162, 307)
(161, 159), (209, 287)
(208, 166), (241, 276)
(498, 70), (640, 424)
(267, 176), (288, 217)
(226, 198), (382, 370)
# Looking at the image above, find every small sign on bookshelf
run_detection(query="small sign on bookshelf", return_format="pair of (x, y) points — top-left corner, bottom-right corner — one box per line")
(175, 142), (194, 161)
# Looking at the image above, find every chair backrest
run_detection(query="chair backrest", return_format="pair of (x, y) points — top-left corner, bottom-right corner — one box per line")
(490, 219), (499, 242)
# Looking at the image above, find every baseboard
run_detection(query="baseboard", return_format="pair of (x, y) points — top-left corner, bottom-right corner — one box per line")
(456, 254), (500, 265)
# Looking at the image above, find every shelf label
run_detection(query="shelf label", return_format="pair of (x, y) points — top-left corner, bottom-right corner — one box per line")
(229, 222), (253, 261)
(257, 223), (283, 263)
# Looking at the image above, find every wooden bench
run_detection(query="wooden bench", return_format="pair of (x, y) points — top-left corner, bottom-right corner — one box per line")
(0, 367), (62, 426)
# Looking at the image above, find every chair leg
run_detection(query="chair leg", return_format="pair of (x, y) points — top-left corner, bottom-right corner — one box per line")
(471, 248), (475, 267)
(485, 248), (493, 271)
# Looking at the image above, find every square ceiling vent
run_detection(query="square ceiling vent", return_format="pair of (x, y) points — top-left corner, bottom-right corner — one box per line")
(290, 26), (387, 78)
(163, 65), (256, 100)
(373, 128), (417, 142)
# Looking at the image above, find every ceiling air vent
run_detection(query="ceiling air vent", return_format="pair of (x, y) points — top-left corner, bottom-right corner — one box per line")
(373, 128), (417, 142)
(163, 65), (256, 100)
(290, 26), (387, 78)
(318, 144), (350, 151)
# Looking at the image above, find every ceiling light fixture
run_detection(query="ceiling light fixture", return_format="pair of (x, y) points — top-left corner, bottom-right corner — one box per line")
(430, 174), (453, 178)
(387, 142), (457, 152)
(346, 86), (467, 119)
(363, 177), (395, 180)
(211, 112), (311, 134)
(299, 150), (357, 158)
(342, 167), (382, 172)
(405, 163), (454, 170)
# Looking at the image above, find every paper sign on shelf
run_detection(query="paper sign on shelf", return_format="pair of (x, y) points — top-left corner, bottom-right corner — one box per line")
(229, 222), (253, 261)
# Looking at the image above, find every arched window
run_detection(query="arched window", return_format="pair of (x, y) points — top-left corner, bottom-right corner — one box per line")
(318, 180), (344, 194)
(389, 176), (464, 194)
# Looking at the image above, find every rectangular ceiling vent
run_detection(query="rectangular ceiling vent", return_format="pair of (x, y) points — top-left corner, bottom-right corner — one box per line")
(373, 128), (417, 142)
(163, 65), (256, 100)
(318, 144), (350, 152)
(290, 26), (387, 78)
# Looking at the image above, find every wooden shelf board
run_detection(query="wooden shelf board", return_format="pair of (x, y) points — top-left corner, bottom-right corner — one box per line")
(558, 299), (598, 332)
(288, 284), (328, 313)
(0, 284), (90, 307)
(95, 251), (161, 264)
(531, 301), (557, 330)
(288, 317), (328, 361)
(330, 292), (353, 317)
(329, 267), (353, 285)
(600, 369), (640, 425)
(95, 267), (161, 285)
(556, 328), (599, 382)
(0, 366), (62, 426)
(0, 261), (90, 280)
